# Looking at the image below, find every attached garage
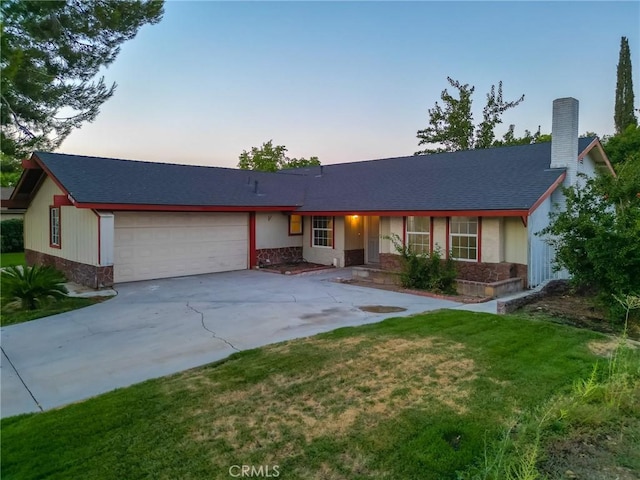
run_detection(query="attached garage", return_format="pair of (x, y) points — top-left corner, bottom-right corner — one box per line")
(114, 212), (248, 283)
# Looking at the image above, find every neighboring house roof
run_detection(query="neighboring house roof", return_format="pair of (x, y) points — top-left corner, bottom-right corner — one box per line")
(1, 186), (25, 213)
(1, 187), (14, 202)
(10, 137), (605, 214)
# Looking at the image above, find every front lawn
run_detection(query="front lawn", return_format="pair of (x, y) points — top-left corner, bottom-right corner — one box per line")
(0, 296), (108, 327)
(2, 311), (638, 479)
(0, 251), (25, 267)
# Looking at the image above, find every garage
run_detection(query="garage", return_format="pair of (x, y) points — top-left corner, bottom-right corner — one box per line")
(114, 212), (248, 283)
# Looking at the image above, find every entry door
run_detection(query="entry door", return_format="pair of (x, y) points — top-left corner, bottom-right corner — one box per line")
(366, 216), (380, 264)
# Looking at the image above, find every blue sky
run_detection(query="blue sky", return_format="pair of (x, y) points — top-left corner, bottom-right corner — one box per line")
(60, 1), (640, 168)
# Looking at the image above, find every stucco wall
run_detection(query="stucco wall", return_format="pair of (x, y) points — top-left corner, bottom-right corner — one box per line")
(432, 217), (446, 252)
(302, 216), (346, 266)
(24, 177), (98, 265)
(379, 216), (404, 254)
(481, 217), (503, 263)
(504, 217), (527, 265)
(255, 212), (302, 249)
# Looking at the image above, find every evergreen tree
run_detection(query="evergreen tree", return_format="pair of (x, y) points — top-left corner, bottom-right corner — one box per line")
(614, 36), (637, 134)
(0, 0), (164, 162)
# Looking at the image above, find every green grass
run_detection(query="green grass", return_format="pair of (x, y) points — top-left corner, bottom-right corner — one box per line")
(0, 257), (111, 326)
(0, 251), (25, 267)
(0, 296), (108, 326)
(1, 310), (636, 480)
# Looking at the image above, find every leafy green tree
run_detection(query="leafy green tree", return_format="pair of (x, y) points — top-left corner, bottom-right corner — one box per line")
(0, 0), (164, 163)
(614, 36), (637, 134)
(1, 265), (68, 310)
(603, 124), (640, 166)
(238, 140), (321, 172)
(1, 153), (21, 186)
(492, 125), (551, 147)
(541, 160), (640, 313)
(416, 77), (524, 154)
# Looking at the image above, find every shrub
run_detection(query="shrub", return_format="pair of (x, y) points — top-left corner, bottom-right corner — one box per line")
(386, 233), (457, 294)
(541, 164), (640, 317)
(1, 265), (68, 310)
(0, 218), (24, 253)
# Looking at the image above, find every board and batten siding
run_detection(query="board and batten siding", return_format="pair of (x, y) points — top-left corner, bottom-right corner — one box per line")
(24, 177), (99, 265)
(527, 196), (567, 287)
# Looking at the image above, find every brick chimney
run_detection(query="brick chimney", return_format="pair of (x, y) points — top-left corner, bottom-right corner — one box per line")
(550, 97), (579, 186)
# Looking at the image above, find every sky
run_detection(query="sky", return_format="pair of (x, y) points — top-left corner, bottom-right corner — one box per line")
(60, 1), (640, 168)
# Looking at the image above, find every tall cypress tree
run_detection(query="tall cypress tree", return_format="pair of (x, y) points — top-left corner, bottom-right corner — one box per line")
(614, 36), (637, 134)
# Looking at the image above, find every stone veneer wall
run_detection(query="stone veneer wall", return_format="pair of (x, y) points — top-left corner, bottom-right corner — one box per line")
(379, 253), (528, 287)
(344, 249), (365, 267)
(256, 246), (303, 266)
(25, 249), (113, 288)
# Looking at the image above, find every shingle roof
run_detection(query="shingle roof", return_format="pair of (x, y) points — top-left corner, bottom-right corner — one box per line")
(288, 138), (595, 212)
(30, 138), (596, 212)
(34, 152), (306, 207)
(1, 187), (14, 201)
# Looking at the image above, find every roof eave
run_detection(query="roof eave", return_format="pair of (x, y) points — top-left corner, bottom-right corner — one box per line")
(75, 202), (299, 212)
(578, 137), (616, 175)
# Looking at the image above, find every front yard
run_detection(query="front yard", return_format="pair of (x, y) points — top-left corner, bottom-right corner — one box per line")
(0, 251), (25, 267)
(3, 310), (638, 479)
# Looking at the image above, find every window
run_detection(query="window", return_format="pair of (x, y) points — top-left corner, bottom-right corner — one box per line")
(450, 216), (477, 261)
(289, 214), (303, 235)
(312, 216), (333, 248)
(50, 207), (61, 248)
(406, 216), (430, 255)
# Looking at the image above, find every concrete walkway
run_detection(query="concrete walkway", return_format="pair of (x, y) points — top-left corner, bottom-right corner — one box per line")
(1, 268), (475, 418)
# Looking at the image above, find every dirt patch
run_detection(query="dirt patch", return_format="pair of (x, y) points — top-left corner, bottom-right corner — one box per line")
(181, 335), (479, 459)
(358, 305), (407, 313)
(338, 278), (488, 304)
(540, 430), (640, 480)
(260, 262), (333, 275)
(516, 290), (640, 340)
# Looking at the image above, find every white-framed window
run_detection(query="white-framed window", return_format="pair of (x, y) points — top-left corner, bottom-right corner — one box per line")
(50, 206), (61, 248)
(450, 216), (478, 261)
(312, 216), (333, 248)
(406, 216), (430, 255)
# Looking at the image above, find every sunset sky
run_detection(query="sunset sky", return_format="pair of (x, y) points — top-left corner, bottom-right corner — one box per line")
(60, 1), (640, 168)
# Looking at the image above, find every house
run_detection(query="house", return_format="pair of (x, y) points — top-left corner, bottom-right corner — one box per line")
(8, 97), (614, 289)
(0, 187), (26, 221)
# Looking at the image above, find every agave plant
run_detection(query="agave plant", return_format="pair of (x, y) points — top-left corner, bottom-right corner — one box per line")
(1, 265), (68, 310)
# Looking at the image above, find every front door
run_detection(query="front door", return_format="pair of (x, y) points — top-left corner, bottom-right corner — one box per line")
(366, 216), (380, 264)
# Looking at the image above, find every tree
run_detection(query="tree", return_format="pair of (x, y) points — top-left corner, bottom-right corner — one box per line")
(541, 160), (640, 314)
(0, 0), (164, 163)
(415, 77), (524, 154)
(614, 36), (637, 134)
(238, 140), (320, 172)
(603, 124), (640, 166)
(492, 125), (551, 147)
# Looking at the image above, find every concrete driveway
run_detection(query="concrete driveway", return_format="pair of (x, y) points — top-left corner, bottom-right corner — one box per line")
(1, 269), (464, 418)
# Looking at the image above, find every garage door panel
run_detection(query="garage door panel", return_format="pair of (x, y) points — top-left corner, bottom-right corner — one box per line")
(114, 212), (248, 283)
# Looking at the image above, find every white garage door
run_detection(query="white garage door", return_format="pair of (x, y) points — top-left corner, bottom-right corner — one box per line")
(114, 212), (248, 283)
